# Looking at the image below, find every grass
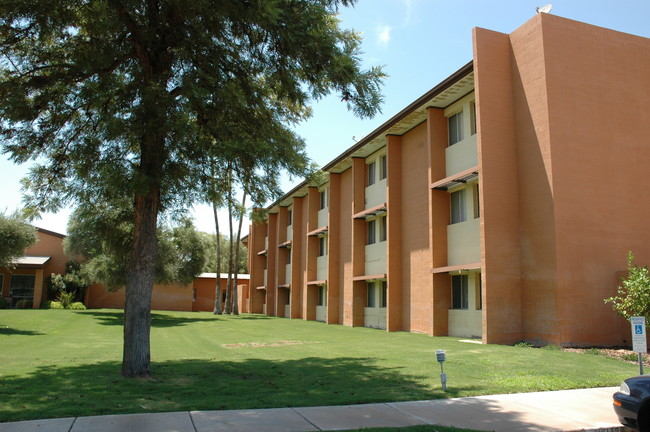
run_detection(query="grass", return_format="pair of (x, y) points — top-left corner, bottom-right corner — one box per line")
(0, 309), (637, 423)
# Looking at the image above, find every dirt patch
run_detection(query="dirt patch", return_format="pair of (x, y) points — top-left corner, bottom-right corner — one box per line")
(564, 347), (650, 366)
(221, 340), (318, 349)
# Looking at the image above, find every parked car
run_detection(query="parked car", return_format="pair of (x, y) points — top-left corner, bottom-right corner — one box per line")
(613, 375), (650, 431)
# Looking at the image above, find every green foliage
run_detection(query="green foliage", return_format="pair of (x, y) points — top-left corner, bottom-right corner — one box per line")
(541, 344), (561, 351)
(586, 348), (601, 356)
(68, 302), (86, 310)
(0, 213), (37, 268)
(605, 251), (650, 322)
(57, 290), (75, 309)
(47, 260), (89, 304)
(0, 297), (9, 309)
(0, 0), (384, 376)
(199, 232), (248, 274)
(14, 299), (32, 309)
(514, 341), (534, 348)
(43, 300), (64, 309)
(65, 205), (206, 290)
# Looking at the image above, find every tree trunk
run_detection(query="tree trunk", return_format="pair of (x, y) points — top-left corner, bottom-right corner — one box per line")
(212, 195), (222, 315)
(232, 190), (247, 316)
(122, 188), (159, 378)
(224, 166), (235, 314)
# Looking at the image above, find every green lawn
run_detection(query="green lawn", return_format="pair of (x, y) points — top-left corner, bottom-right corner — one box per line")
(0, 309), (636, 423)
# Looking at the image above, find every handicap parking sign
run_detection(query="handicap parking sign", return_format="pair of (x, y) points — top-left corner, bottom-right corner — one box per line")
(631, 317), (647, 353)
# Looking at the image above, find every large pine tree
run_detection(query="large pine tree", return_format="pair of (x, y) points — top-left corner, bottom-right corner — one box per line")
(0, 0), (383, 377)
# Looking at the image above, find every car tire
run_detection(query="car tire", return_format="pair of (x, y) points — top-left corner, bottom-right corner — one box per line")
(640, 404), (650, 432)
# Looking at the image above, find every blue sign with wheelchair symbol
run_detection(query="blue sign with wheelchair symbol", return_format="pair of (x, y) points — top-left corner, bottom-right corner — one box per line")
(636, 324), (644, 335)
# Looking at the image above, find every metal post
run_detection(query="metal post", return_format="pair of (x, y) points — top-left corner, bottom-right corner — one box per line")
(640, 353), (645, 375)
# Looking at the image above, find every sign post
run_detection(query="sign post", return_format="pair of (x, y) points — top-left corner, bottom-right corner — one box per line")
(631, 316), (647, 375)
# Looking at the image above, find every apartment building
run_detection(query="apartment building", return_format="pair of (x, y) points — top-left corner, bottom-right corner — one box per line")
(246, 13), (650, 346)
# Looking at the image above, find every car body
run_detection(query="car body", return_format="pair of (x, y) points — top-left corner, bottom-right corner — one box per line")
(613, 375), (650, 431)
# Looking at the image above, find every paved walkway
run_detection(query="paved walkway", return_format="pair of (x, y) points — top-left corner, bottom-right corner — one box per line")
(0, 387), (630, 432)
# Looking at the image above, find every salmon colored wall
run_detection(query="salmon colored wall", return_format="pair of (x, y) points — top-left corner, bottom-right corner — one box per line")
(536, 14), (650, 345)
(327, 173), (342, 324)
(473, 27), (524, 344)
(338, 168), (354, 325)
(428, 108), (452, 336)
(396, 125), (433, 333)
(507, 16), (560, 344)
(86, 277), (250, 312)
(386, 134), (403, 331)
(249, 219), (267, 313)
(290, 196), (305, 318)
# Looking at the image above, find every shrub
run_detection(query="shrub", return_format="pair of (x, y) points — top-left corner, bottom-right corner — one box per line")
(541, 344), (562, 351)
(0, 297), (8, 309)
(15, 299), (32, 309)
(68, 302), (86, 310)
(57, 290), (76, 308)
(44, 301), (64, 309)
(514, 341), (534, 348)
(586, 348), (601, 356)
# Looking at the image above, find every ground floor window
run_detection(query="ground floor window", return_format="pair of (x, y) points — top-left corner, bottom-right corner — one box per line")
(452, 274), (468, 309)
(317, 286), (327, 306)
(10, 275), (35, 300)
(367, 281), (387, 308)
(285, 288), (291, 305)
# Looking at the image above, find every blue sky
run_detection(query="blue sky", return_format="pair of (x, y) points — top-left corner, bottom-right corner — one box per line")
(2, 0), (649, 235)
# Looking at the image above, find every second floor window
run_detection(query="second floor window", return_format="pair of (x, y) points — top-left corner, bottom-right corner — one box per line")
(367, 219), (376, 245)
(450, 189), (466, 224)
(448, 111), (464, 146)
(319, 190), (327, 210)
(367, 161), (376, 186)
(318, 236), (327, 256)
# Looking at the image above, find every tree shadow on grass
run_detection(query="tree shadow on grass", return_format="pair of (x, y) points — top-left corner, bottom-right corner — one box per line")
(0, 356), (480, 423)
(0, 326), (45, 336)
(76, 311), (220, 327)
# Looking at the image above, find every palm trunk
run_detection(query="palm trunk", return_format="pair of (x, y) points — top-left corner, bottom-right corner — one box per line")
(232, 189), (247, 316)
(212, 198), (222, 314)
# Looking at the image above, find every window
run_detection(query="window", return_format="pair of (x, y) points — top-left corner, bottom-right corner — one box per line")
(473, 183), (480, 219)
(10, 275), (35, 300)
(470, 101), (477, 136)
(367, 282), (376, 307)
(367, 161), (376, 186)
(380, 281), (387, 308)
(378, 215), (387, 242)
(476, 273), (482, 310)
(287, 209), (292, 226)
(285, 289), (291, 305)
(452, 275), (469, 309)
(287, 249), (291, 264)
(379, 154), (387, 180)
(318, 286), (327, 306)
(318, 236), (327, 256)
(450, 189), (466, 224)
(448, 111), (464, 146)
(367, 219), (376, 245)
(319, 190), (327, 210)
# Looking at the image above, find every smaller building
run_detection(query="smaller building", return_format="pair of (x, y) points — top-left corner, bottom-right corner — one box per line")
(0, 228), (67, 308)
(85, 273), (251, 313)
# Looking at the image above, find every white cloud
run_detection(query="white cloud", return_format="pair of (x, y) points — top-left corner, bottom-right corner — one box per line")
(377, 25), (392, 47)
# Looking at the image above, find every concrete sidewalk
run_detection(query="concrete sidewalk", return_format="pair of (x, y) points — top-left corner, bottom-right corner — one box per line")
(0, 387), (629, 432)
